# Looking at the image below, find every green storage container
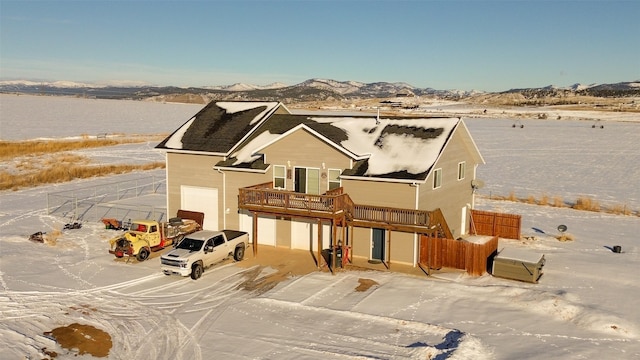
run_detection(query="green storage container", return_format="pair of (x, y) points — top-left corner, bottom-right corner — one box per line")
(492, 247), (545, 283)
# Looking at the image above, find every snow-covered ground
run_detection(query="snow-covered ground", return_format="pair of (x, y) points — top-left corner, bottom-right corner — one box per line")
(0, 94), (203, 141)
(466, 117), (640, 210)
(1, 95), (639, 359)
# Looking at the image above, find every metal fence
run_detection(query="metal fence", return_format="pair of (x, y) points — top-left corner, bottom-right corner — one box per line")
(47, 176), (168, 223)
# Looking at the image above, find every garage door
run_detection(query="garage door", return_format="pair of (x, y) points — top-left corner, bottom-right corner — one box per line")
(181, 186), (218, 230)
(239, 211), (276, 247)
(291, 219), (330, 251)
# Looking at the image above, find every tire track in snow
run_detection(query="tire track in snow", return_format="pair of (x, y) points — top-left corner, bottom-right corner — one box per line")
(0, 289), (202, 360)
(225, 297), (490, 359)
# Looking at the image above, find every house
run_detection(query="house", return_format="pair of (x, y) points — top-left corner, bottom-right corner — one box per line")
(156, 100), (485, 271)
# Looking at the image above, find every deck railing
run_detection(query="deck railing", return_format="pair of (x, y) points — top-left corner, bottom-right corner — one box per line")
(239, 188), (351, 215)
(239, 185), (431, 227)
(352, 204), (430, 226)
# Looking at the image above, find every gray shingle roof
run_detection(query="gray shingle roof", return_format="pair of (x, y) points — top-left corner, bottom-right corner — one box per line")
(157, 101), (470, 181)
(156, 101), (280, 153)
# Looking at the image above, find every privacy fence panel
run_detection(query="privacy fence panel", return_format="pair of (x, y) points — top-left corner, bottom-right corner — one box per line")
(419, 235), (498, 276)
(471, 209), (521, 239)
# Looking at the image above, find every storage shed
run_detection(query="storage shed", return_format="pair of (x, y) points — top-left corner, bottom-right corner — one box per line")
(492, 247), (545, 283)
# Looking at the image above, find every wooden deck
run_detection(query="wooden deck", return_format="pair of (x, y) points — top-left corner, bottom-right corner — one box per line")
(238, 183), (451, 237)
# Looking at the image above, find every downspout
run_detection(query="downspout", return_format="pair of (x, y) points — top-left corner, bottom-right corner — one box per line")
(216, 168), (226, 229)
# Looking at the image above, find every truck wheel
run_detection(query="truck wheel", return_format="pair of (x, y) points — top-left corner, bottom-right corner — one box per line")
(234, 245), (245, 261)
(136, 248), (150, 262)
(191, 263), (203, 280)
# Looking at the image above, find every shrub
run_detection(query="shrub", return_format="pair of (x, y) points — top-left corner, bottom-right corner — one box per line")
(573, 196), (600, 212)
(609, 204), (631, 216)
(556, 233), (575, 242)
(539, 194), (550, 206)
(552, 196), (564, 207)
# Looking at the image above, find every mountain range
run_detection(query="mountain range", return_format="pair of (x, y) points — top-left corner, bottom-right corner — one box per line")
(0, 78), (638, 103)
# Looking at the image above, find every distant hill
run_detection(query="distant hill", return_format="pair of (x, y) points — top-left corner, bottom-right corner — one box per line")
(464, 81), (640, 107)
(0, 78), (638, 104)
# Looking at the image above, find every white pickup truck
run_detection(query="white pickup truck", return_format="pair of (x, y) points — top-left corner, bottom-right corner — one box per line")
(160, 230), (249, 280)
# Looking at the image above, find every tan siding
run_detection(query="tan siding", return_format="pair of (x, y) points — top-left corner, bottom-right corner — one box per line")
(222, 171), (271, 230)
(276, 217), (292, 248)
(389, 231), (415, 265)
(351, 227), (371, 259)
(349, 227), (415, 265)
(419, 128), (478, 237)
(166, 152), (223, 220)
(273, 105), (290, 115)
(261, 128), (351, 192)
(166, 152), (271, 230)
(343, 180), (416, 209)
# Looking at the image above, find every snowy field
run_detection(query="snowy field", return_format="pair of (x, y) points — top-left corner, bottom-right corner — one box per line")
(1, 95), (639, 359)
(465, 117), (640, 210)
(0, 94), (204, 141)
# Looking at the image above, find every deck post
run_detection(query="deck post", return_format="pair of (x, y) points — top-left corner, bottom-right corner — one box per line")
(342, 216), (347, 265)
(253, 211), (258, 256)
(387, 228), (391, 270)
(332, 220), (338, 271)
(317, 218), (322, 270)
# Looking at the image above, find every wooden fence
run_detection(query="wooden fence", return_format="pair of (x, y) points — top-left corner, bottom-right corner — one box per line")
(419, 235), (498, 276)
(470, 209), (521, 239)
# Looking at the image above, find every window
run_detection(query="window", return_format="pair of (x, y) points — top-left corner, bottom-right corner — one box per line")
(433, 168), (442, 189)
(274, 165), (286, 189)
(328, 169), (341, 190)
(457, 162), (466, 181)
(213, 235), (225, 247)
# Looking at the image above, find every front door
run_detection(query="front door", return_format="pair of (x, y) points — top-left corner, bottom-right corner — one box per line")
(372, 228), (385, 261)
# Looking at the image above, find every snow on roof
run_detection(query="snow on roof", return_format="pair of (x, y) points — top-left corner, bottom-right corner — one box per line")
(224, 115), (459, 178)
(464, 235), (495, 245)
(313, 117), (459, 176)
(159, 100), (461, 179)
(164, 116), (195, 149)
(217, 101), (280, 125)
(231, 131), (281, 165)
(496, 247), (545, 264)
(157, 101), (283, 153)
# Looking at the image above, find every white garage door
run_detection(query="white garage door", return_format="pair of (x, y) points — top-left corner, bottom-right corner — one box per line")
(239, 211), (276, 247)
(291, 219), (330, 251)
(181, 186), (218, 230)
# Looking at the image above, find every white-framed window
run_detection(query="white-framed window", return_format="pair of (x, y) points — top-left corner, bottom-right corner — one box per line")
(274, 165), (286, 189)
(433, 168), (442, 189)
(457, 161), (466, 181)
(328, 169), (341, 190)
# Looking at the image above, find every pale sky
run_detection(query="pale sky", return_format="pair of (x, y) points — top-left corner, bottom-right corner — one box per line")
(1, 0), (638, 91)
